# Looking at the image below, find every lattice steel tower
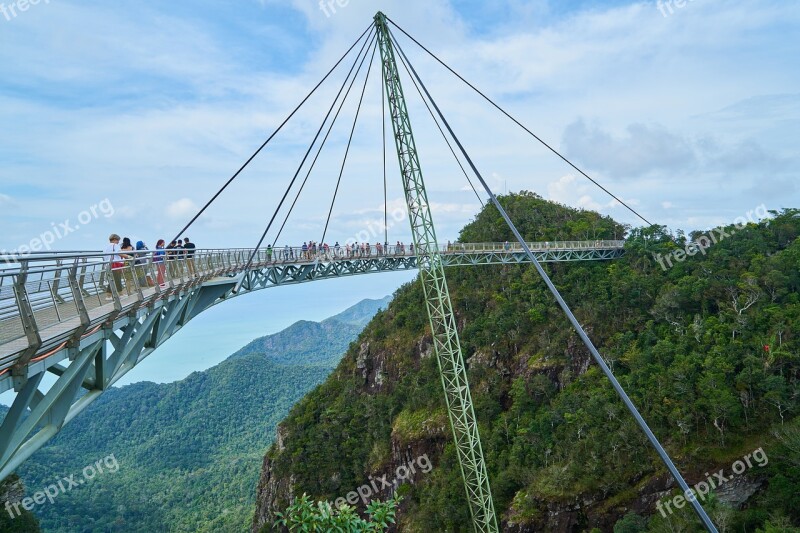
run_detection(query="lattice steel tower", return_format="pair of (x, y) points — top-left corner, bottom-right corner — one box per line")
(374, 12), (498, 532)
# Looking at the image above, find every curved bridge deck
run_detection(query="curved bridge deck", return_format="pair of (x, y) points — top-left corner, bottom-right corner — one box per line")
(0, 240), (623, 480)
(0, 241), (623, 375)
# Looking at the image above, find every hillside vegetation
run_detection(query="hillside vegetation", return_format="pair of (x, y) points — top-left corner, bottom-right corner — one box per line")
(253, 192), (800, 532)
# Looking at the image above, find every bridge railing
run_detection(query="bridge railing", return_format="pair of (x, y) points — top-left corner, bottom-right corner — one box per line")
(440, 240), (625, 253)
(0, 240), (625, 275)
(0, 241), (625, 352)
(0, 249), (233, 352)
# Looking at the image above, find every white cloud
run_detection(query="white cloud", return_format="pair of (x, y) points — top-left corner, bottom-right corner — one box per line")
(547, 174), (577, 203)
(562, 120), (696, 177)
(562, 119), (795, 180)
(430, 201), (481, 215)
(547, 174), (637, 215)
(166, 198), (199, 220)
(114, 206), (139, 220)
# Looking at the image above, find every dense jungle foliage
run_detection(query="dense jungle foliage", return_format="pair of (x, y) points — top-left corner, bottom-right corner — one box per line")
(262, 192), (800, 532)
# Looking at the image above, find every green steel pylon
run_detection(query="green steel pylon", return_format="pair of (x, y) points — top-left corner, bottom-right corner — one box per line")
(374, 12), (498, 532)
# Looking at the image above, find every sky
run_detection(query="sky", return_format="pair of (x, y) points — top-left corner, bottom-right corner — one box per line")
(1, 0), (798, 384)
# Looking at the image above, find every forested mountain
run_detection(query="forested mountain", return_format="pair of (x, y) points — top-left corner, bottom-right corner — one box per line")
(8, 297), (390, 532)
(253, 192), (800, 532)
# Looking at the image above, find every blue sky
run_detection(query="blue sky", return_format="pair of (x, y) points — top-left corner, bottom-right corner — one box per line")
(2, 0), (798, 250)
(1, 0), (798, 383)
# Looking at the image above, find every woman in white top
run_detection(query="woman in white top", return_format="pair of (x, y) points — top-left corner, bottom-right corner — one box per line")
(104, 234), (123, 300)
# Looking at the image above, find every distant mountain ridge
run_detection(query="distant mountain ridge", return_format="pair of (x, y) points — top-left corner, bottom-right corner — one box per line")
(328, 295), (393, 327)
(10, 296), (392, 532)
(228, 296), (391, 365)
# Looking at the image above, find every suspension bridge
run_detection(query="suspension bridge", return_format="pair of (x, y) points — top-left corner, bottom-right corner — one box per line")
(0, 12), (718, 532)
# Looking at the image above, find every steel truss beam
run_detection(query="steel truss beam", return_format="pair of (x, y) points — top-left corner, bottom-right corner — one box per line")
(441, 248), (623, 266)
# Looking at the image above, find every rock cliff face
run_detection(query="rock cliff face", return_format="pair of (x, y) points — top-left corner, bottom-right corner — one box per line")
(0, 474), (40, 531)
(0, 475), (26, 510)
(253, 424), (299, 531)
(252, 335), (448, 531)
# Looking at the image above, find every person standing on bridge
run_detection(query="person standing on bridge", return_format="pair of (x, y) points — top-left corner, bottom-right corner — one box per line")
(166, 240), (177, 279)
(175, 239), (185, 278)
(120, 237), (136, 295)
(104, 234), (124, 300)
(135, 241), (152, 287)
(154, 239), (166, 287)
(183, 237), (196, 277)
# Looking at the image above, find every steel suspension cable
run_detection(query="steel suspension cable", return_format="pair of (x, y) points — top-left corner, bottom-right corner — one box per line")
(391, 38), (485, 208)
(320, 42), (378, 246)
(271, 37), (378, 248)
(242, 30), (377, 271)
(386, 16), (652, 227)
(388, 30), (718, 533)
(382, 59), (388, 245)
(170, 23), (374, 244)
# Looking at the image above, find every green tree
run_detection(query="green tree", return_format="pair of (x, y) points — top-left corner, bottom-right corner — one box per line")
(273, 493), (399, 532)
(614, 512), (647, 533)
